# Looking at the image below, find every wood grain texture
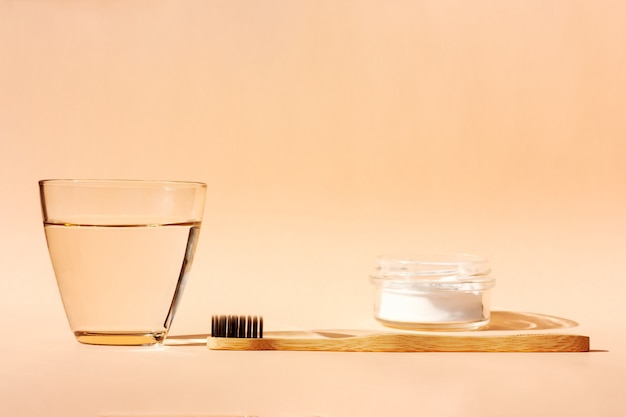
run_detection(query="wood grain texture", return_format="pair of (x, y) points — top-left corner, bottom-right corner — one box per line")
(207, 333), (590, 352)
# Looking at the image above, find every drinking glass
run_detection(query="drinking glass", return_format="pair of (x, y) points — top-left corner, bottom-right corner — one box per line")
(39, 179), (206, 346)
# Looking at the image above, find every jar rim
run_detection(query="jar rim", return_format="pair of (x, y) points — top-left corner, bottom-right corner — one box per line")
(373, 253), (491, 278)
(370, 274), (496, 288)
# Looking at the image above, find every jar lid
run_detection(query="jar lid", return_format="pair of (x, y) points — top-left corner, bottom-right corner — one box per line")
(370, 253), (495, 290)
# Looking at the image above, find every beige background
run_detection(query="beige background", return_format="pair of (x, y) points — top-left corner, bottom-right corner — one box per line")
(1, 1), (625, 416)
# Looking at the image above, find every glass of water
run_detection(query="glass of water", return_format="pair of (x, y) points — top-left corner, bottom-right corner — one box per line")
(39, 179), (207, 346)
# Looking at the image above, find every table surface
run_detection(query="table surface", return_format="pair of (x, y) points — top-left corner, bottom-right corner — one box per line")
(2, 300), (625, 417)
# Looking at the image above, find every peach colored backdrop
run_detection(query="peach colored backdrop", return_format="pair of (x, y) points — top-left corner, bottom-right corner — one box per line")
(1, 1), (625, 416)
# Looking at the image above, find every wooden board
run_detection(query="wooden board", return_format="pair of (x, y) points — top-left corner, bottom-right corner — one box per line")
(207, 332), (589, 352)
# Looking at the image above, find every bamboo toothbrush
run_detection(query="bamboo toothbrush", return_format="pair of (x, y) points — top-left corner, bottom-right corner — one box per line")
(207, 315), (590, 353)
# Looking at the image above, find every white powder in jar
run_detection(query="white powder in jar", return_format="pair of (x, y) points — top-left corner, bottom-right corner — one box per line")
(376, 288), (487, 324)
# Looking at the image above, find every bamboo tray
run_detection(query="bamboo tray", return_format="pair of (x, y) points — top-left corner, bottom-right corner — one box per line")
(207, 331), (590, 352)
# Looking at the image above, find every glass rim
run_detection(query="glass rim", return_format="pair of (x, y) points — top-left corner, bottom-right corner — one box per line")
(39, 179), (207, 188)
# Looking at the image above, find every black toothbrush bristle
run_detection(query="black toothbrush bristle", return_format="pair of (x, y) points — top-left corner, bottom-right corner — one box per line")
(211, 314), (263, 338)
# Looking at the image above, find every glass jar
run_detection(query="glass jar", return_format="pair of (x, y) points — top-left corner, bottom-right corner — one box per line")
(370, 254), (496, 331)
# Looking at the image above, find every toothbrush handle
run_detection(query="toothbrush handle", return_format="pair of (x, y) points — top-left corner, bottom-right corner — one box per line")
(207, 333), (589, 352)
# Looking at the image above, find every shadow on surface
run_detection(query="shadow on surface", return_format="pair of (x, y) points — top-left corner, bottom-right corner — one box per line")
(165, 311), (584, 346)
(165, 334), (209, 346)
(483, 311), (579, 331)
